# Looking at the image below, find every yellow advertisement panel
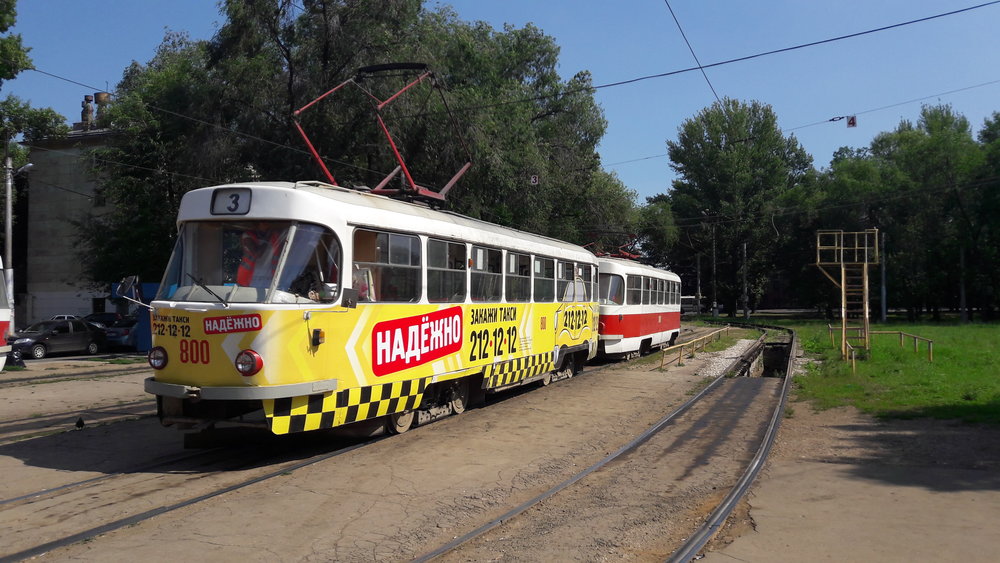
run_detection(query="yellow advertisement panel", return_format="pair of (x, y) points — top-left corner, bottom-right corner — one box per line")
(150, 299), (597, 433)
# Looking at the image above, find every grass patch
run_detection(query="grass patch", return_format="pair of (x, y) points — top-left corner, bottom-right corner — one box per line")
(106, 357), (146, 365)
(782, 319), (1000, 424)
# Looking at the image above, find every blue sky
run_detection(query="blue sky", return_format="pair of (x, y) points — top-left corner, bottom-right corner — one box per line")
(6, 1), (1000, 203)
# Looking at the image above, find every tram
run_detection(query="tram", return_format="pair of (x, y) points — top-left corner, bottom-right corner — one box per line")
(139, 181), (599, 436)
(596, 257), (681, 359)
(0, 258), (11, 370)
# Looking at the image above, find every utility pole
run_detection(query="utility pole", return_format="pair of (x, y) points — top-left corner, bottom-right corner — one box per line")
(880, 232), (887, 323)
(711, 223), (717, 317)
(4, 155), (13, 310)
(695, 253), (702, 314)
(742, 242), (748, 319)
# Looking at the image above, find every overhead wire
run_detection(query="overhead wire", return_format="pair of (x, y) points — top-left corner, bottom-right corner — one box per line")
(604, 76), (1000, 168)
(662, 0), (720, 103)
(13, 1), (1000, 181)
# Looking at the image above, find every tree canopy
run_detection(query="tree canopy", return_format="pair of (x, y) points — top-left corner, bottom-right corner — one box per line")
(665, 98), (812, 314)
(80, 0), (639, 282)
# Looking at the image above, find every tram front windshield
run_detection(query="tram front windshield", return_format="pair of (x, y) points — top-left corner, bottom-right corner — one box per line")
(156, 221), (342, 304)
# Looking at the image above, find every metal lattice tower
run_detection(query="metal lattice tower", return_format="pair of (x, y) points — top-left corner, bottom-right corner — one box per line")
(815, 229), (880, 359)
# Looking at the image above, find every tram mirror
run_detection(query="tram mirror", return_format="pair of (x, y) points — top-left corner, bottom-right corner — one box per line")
(341, 287), (358, 309)
(118, 275), (138, 297)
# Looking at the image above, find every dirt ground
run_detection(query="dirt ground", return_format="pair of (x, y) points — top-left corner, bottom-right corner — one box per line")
(3, 348), (1000, 561)
(701, 355), (1000, 562)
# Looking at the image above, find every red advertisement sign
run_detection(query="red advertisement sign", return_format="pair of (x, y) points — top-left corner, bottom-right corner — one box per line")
(372, 307), (463, 376)
(203, 314), (263, 335)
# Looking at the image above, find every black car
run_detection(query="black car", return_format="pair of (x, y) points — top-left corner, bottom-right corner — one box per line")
(83, 311), (123, 329)
(9, 319), (106, 359)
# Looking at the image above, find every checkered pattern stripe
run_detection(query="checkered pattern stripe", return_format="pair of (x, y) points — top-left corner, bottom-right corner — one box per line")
(264, 378), (429, 435)
(484, 352), (554, 389)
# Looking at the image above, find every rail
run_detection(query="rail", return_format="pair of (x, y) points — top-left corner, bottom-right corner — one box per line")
(659, 326), (730, 370)
(870, 331), (934, 362)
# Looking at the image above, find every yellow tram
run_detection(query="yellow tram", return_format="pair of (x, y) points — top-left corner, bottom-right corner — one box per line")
(142, 181), (598, 435)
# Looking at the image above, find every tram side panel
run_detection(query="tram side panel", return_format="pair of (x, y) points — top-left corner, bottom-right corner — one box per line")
(150, 300), (595, 435)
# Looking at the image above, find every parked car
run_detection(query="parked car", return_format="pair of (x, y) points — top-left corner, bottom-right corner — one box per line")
(83, 311), (123, 329)
(50, 314), (82, 321)
(105, 317), (138, 350)
(8, 319), (106, 359)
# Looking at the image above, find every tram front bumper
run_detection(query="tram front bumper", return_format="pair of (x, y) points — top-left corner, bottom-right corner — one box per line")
(144, 377), (339, 400)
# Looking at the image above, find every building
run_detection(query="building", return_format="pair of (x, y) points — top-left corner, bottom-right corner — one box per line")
(17, 115), (116, 326)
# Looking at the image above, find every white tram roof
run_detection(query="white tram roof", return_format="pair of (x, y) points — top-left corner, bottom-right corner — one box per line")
(597, 256), (680, 282)
(177, 181), (597, 263)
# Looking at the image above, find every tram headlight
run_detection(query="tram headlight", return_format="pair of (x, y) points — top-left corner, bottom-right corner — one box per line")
(148, 346), (168, 370)
(235, 349), (264, 377)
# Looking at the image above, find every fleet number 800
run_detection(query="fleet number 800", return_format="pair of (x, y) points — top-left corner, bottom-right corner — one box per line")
(179, 339), (210, 364)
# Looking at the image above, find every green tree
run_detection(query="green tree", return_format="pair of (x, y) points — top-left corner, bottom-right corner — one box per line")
(0, 0), (31, 87)
(666, 98), (812, 315)
(80, 0), (637, 283)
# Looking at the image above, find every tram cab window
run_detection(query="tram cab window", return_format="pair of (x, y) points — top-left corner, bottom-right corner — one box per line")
(626, 275), (642, 305)
(506, 252), (531, 302)
(353, 229), (421, 302)
(154, 220), (343, 304)
(533, 257), (555, 302)
(471, 246), (501, 302)
(599, 274), (624, 305)
(275, 224), (342, 303)
(428, 239), (466, 303)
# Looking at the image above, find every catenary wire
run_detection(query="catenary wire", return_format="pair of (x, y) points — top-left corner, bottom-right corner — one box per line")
(14, 1), (1000, 180)
(662, 0), (720, 103)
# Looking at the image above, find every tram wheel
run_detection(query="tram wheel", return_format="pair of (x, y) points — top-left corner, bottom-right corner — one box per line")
(557, 355), (575, 379)
(449, 380), (470, 415)
(386, 410), (415, 434)
(541, 372), (553, 386)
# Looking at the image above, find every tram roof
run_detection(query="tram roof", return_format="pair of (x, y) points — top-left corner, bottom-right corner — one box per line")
(596, 256), (680, 280)
(178, 181), (597, 262)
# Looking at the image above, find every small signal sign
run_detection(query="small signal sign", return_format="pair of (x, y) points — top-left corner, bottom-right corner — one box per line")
(847, 115), (857, 128)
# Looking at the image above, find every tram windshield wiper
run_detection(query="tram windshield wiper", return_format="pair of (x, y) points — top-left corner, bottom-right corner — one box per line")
(186, 273), (230, 308)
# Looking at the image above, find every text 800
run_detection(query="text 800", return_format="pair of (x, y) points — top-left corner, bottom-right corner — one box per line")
(179, 339), (210, 364)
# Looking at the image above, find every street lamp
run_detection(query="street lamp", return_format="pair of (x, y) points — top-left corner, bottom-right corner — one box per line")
(4, 158), (32, 311)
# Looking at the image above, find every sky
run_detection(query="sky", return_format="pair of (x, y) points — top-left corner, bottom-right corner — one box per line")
(5, 0), (1000, 203)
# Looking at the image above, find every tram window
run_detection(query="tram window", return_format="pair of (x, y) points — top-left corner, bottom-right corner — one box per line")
(534, 257), (555, 302)
(599, 274), (624, 305)
(557, 261), (576, 302)
(506, 252), (531, 302)
(353, 229), (421, 302)
(626, 275), (642, 305)
(641, 277), (650, 305)
(157, 220), (295, 304)
(428, 239), (466, 302)
(657, 279), (665, 305)
(471, 246), (501, 302)
(275, 224), (342, 303)
(578, 264), (593, 301)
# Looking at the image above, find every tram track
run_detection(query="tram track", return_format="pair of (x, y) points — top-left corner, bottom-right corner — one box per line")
(0, 431), (381, 563)
(0, 327), (786, 561)
(414, 326), (795, 562)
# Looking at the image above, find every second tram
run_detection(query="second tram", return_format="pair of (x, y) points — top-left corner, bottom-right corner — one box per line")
(596, 257), (681, 359)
